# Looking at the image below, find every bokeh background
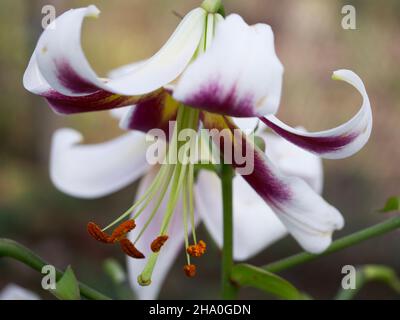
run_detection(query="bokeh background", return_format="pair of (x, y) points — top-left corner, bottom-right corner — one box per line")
(0, 0), (399, 300)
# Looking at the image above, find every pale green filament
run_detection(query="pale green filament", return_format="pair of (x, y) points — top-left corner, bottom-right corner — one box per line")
(159, 163), (187, 235)
(182, 177), (191, 265)
(102, 163), (170, 231)
(132, 165), (175, 221)
(188, 163), (197, 244)
(102, 99), (188, 232)
(133, 166), (174, 245)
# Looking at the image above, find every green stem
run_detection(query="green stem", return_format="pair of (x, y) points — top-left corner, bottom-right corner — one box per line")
(221, 164), (238, 299)
(264, 217), (400, 273)
(0, 238), (111, 300)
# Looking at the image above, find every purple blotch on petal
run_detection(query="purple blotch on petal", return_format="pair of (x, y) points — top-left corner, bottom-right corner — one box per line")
(44, 90), (139, 114)
(203, 114), (292, 206)
(261, 117), (357, 154)
(243, 150), (292, 206)
(124, 91), (177, 136)
(186, 80), (255, 117)
(55, 59), (99, 94)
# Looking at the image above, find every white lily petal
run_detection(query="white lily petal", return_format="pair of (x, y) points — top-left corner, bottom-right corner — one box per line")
(275, 178), (344, 254)
(23, 50), (52, 95)
(201, 114), (343, 254)
(24, 49), (149, 114)
(107, 63), (147, 120)
(174, 14), (284, 117)
(233, 117), (260, 132)
(249, 150), (344, 253)
(261, 70), (373, 159)
(263, 131), (324, 194)
(110, 106), (132, 120)
(128, 167), (199, 300)
(194, 133), (322, 260)
(107, 8), (206, 95)
(50, 129), (150, 199)
(32, 5), (206, 97)
(0, 284), (40, 300)
(195, 172), (287, 261)
(107, 61), (146, 80)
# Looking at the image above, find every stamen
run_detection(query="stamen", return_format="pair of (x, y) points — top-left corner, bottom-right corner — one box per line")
(109, 219), (136, 242)
(187, 163), (197, 243)
(183, 264), (196, 278)
(150, 235), (169, 253)
(120, 238), (145, 259)
(102, 164), (171, 232)
(159, 164), (188, 235)
(187, 240), (207, 257)
(182, 178), (191, 266)
(132, 166), (174, 245)
(87, 222), (111, 244)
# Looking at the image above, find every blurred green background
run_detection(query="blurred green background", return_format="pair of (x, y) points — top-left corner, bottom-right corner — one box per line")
(0, 0), (399, 299)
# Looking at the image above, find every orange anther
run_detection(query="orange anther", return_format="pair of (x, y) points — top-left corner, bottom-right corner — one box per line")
(198, 240), (206, 249)
(120, 238), (145, 259)
(109, 220), (136, 242)
(183, 264), (196, 278)
(187, 240), (207, 257)
(87, 222), (111, 244)
(151, 235), (169, 253)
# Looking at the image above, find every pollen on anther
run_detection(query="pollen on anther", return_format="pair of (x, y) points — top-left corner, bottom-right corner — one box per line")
(87, 222), (111, 244)
(187, 240), (207, 257)
(120, 238), (145, 259)
(183, 264), (196, 278)
(151, 235), (169, 252)
(109, 219), (136, 242)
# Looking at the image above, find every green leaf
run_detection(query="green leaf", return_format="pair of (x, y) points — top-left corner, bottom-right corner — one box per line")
(379, 197), (400, 213)
(103, 258), (126, 285)
(231, 264), (301, 300)
(363, 265), (400, 293)
(50, 266), (80, 300)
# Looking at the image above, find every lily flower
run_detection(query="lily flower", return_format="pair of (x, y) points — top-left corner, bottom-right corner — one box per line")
(24, 1), (372, 293)
(50, 108), (323, 299)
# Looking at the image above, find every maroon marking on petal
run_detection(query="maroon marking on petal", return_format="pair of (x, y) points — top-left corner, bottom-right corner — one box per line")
(243, 149), (292, 206)
(185, 80), (255, 117)
(228, 123), (292, 205)
(201, 113), (291, 205)
(44, 90), (142, 114)
(55, 59), (99, 94)
(261, 117), (357, 154)
(124, 91), (177, 136)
